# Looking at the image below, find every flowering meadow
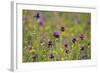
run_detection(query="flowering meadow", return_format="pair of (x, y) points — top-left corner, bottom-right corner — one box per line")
(22, 10), (91, 62)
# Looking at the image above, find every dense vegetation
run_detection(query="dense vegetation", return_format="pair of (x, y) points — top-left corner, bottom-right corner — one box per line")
(22, 10), (91, 62)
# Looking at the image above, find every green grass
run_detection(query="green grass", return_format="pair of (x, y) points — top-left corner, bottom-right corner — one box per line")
(22, 10), (91, 62)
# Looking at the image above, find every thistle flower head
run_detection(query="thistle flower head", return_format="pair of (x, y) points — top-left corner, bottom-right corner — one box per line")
(79, 34), (84, 40)
(34, 12), (40, 19)
(39, 20), (45, 26)
(48, 40), (53, 47)
(80, 45), (85, 51)
(64, 43), (68, 48)
(50, 53), (54, 59)
(61, 26), (65, 32)
(72, 38), (77, 43)
(53, 32), (60, 38)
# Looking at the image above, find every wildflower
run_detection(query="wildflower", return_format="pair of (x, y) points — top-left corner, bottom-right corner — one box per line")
(34, 12), (40, 19)
(50, 53), (54, 59)
(64, 43), (68, 48)
(48, 40), (53, 47)
(53, 32), (60, 38)
(61, 26), (65, 32)
(72, 38), (77, 43)
(80, 45), (85, 51)
(39, 20), (45, 26)
(79, 34), (84, 40)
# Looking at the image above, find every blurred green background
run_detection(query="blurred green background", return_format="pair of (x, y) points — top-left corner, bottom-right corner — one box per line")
(22, 10), (91, 62)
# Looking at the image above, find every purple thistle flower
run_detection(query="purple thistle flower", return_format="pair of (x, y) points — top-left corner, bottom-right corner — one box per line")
(64, 43), (68, 48)
(48, 40), (53, 47)
(34, 12), (45, 26)
(53, 32), (60, 38)
(50, 53), (54, 59)
(34, 13), (44, 20)
(79, 34), (84, 40)
(34, 13), (40, 19)
(80, 45), (85, 51)
(61, 26), (65, 32)
(72, 38), (77, 43)
(39, 20), (45, 26)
